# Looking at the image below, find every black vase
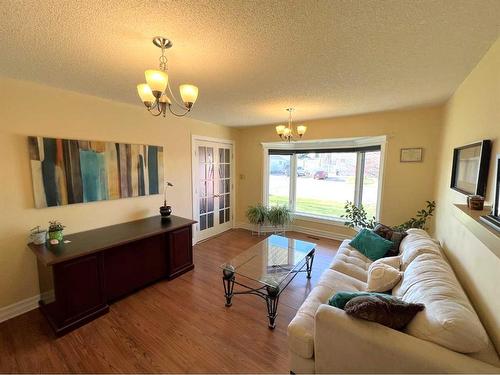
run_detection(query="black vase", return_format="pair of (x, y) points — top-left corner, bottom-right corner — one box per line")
(160, 205), (172, 218)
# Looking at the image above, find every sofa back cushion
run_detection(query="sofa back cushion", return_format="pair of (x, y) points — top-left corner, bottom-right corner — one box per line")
(393, 253), (489, 353)
(399, 231), (442, 270)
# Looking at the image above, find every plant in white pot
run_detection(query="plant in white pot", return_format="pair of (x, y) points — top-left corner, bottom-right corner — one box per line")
(267, 205), (292, 235)
(30, 226), (47, 245)
(246, 204), (268, 236)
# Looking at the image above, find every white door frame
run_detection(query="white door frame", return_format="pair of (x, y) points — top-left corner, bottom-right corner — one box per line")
(191, 135), (236, 244)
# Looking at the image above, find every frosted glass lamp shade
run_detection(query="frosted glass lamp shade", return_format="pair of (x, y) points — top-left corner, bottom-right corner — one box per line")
(297, 125), (307, 136)
(283, 128), (292, 136)
(179, 84), (199, 108)
(145, 69), (168, 96)
(159, 94), (171, 104)
(137, 84), (156, 106)
(276, 125), (286, 135)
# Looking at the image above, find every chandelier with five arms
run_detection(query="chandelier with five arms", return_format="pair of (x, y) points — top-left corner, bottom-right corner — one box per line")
(137, 36), (199, 117)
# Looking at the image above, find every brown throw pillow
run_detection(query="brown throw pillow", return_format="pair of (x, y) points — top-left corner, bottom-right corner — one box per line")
(344, 294), (424, 330)
(373, 224), (407, 257)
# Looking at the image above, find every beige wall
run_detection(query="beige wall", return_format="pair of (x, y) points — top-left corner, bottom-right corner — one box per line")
(434, 38), (500, 351)
(235, 106), (443, 234)
(0, 77), (236, 309)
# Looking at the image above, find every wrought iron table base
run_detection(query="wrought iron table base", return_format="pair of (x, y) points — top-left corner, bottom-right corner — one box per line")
(222, 249), (315, 329)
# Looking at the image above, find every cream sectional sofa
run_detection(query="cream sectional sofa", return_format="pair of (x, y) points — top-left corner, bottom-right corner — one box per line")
(288, 229), (500, 373)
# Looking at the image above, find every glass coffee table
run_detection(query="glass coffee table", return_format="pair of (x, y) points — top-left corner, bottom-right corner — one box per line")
(221, 234), (316, 329)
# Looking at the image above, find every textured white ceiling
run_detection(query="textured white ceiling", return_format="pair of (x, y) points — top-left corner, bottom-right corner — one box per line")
(1, 0), (499, 126)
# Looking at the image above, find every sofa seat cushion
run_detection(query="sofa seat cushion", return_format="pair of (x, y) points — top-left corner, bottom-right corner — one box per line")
(288, 269), (366, 359)
(393, 253), (489, 353)
(329, 240), (372, 282)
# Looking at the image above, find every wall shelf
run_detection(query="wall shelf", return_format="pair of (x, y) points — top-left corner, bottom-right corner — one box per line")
(453, 204), (500, 258)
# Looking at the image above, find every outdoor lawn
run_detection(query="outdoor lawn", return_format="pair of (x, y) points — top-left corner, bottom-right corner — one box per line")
(268, 175), (377, 218)
(269, 194), (376, 218)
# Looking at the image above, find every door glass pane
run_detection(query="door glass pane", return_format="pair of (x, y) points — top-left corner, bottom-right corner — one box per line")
(225, 164), (230, 178)
(206, 147), (213, 163)
(207, 213), (214, 228)
(199, 163), (205, 180)
(225, 149), (230, 162)
(225, 208), (230, 222)
(219, 148), (225, 163)
(268, 154), (291, 207)
(199, 198), (206, 214)
(296, 152), (356, 218)
(207, 180), (213, 198)
(206, 164), (214, 179)
(219, 210), (225, 224)
(200, 181), (206, 197)
(199, 146), (206, 162)
(200, 215), (207, 230)
(361, 151), (381, 219)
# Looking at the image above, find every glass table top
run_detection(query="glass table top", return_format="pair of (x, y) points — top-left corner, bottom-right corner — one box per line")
(220, 235), (316, 288)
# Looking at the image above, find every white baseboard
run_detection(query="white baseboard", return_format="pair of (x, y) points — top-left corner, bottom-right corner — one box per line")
(235, 222), (352, 241)
(0, 294), (40, 323)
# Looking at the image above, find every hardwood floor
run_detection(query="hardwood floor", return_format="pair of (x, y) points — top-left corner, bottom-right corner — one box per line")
(0, 229), (339, 373)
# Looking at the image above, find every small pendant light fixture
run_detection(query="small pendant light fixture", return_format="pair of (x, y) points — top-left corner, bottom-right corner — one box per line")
(137, 36), (199, 117)
(276, 108), (307, 142)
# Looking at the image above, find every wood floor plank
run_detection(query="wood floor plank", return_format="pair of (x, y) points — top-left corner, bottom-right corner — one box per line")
(0, 229), (339, 373)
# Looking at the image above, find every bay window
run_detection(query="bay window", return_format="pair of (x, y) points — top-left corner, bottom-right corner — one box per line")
(265, 138), (384, 221)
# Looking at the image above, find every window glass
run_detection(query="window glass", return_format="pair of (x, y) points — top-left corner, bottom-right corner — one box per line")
(266, 145), (382, 221)
(361, 151), (380, 219)
(268, 154), (291, 207)
(295, 152), (357, 218)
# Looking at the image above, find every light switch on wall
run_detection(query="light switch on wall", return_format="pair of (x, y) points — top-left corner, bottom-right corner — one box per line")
(239, 174), (246, 180)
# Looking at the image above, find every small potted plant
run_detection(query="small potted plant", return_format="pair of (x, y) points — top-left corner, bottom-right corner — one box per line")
(246, 204), (268, 236)
(267, 205), (292, 234)
(48, 220), (65, 242)
(30, 226), (47, 245)
(160, 181), (174, 219)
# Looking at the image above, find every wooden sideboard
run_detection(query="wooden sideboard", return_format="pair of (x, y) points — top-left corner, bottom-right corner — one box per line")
(28, 215), (196, 335)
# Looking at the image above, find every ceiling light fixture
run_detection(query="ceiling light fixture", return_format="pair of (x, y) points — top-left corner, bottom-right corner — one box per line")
(137, 36), (199, 117)
(276, 108), (307, 142)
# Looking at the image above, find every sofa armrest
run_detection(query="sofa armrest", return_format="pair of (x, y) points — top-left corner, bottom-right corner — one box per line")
(314, 304), (499, 373)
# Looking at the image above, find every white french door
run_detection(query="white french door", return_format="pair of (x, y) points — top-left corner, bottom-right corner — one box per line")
(192, 138), (234, 242)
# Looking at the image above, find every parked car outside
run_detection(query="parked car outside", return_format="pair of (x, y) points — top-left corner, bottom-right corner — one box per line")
(297, 166), (310, 177)
(313, 170), (328, 180)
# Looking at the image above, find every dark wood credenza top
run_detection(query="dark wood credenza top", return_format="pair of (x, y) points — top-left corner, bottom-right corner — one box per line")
(28, 215), (196, 266)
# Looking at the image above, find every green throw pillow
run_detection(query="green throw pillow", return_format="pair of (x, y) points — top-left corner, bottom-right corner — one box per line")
(349, 228), (393, 261)
(328, 291), (390, 309)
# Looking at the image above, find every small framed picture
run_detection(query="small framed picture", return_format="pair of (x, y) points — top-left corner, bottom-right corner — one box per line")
(400, 148), (423, 162)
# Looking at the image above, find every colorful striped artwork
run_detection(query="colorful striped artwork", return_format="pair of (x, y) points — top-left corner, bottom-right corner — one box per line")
(28, 136), (164, 208)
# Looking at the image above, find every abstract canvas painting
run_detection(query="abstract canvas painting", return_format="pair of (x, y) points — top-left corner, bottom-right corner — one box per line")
(28, 136), (164, 208)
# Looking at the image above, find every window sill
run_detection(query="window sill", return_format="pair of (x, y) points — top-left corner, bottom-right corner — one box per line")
(292, 212), (347, 227)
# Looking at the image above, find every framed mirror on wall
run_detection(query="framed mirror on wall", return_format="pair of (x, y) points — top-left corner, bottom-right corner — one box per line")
(450, 140), (491, 197)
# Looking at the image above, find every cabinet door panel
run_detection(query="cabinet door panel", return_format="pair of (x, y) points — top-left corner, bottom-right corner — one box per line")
(103, 235), (168, 301)
(169, 227), (193, 277)
(55, 254), (105, 321)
